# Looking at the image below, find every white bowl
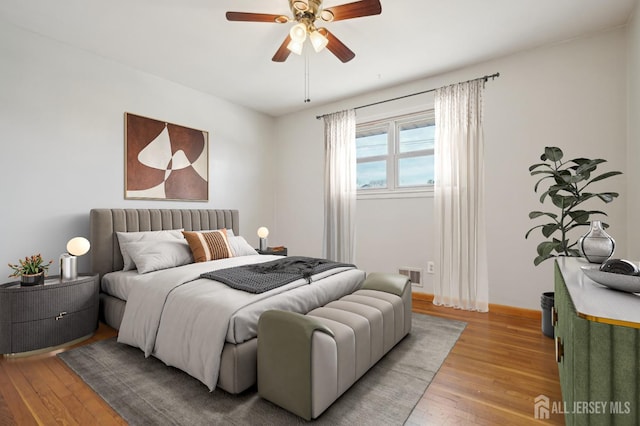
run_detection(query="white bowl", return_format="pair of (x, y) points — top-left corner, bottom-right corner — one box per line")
(581, 266), (640, 293)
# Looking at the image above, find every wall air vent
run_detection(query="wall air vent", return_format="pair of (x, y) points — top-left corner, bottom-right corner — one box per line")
(399, 267), (422, 287)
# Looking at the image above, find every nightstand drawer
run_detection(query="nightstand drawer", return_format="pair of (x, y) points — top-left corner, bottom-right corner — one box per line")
(10, 306), (98, 353)
(11, 279), (98, 322)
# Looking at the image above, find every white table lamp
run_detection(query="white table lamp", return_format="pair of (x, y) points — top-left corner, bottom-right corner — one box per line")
(61, 237), (91, 281)
(257, 227), (269, 251)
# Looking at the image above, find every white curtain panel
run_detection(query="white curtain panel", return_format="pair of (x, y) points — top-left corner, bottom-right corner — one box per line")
(322, 109), (357, 263)
(434, 80), (489, 312)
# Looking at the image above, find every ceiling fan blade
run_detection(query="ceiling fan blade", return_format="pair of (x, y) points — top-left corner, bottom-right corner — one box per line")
(322, 0), (381, 22)
(320, 29), (356, 63)
(272, 35), (293, 62)
(226, 12), (287, 23)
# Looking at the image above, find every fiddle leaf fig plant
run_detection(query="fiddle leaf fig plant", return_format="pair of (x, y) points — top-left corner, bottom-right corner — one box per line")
(526, 147), (622, 266)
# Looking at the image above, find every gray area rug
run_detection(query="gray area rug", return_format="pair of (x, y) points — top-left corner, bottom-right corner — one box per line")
(58, 313), (465, 425)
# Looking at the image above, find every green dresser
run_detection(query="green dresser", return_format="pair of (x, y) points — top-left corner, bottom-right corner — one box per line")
(554, 258), (640, 425)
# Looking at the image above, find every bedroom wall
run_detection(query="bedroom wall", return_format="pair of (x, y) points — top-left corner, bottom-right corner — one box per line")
(274, 27), (628, 310)
(0, 20), (277, 278)
(627, 2), (640, 258)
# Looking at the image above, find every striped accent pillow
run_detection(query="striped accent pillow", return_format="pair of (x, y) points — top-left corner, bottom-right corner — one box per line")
(182, 229), (233, 262)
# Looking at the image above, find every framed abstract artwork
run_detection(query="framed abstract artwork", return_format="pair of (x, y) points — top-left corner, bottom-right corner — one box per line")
(125, 113), (209, 201)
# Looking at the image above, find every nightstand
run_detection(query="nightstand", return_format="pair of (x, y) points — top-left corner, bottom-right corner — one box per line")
(257, 247), (288, 256)
(0, 273), (99, 355)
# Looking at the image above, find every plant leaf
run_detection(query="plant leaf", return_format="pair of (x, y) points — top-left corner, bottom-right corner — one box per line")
(540, 187), (566, 203)
(537, 241), (558, 257)
(587, 171), (623, 184)
(530, 170), (556, 176)
(597, 192), (619, 203)
(525, 224), (546, 239)
(561, 174), (585, 184)
(542, 224), (560, 238)
(529, 163), (553, 172)
(551, 194), (575, 209)
(534, 255), (552, 266)
(571, 158), (591, 166)
(576, 161), (599, 176)
(567, 210), (608, 224)
(529, 211), (558, 220)
(533, 175), (555, 193)
(544, 147), (563, 162)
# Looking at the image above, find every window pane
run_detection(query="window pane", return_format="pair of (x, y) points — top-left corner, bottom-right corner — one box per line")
(398, 155), (434, 187)
(356, 130), (388, 159)
(357, 160), (387, 189)
(399, 122), (435, 153)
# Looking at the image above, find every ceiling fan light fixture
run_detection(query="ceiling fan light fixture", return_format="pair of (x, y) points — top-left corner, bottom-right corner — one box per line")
(319, 9), (334, 22)
(309, 29), (328, 52)
(286, 38), (304, 55)
(292, 1), (309, 12)
(289, 22), (307, 42)
(274, 15), (290, 24)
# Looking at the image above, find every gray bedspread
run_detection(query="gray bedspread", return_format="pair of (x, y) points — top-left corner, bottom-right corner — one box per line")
(200, 256), (355, 293)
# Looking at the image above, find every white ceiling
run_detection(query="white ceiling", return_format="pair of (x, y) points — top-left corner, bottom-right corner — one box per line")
(0, 0), (636, 117)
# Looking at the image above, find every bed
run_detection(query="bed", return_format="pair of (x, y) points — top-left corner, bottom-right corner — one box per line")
(90, 208), (365, 394)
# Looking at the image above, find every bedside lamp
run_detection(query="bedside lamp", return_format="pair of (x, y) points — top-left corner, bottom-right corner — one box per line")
(60, 237), (91, 281)
(257, 227), (269, 251)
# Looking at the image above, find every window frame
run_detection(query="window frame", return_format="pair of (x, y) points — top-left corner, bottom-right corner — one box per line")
(356, 110), (435, 199)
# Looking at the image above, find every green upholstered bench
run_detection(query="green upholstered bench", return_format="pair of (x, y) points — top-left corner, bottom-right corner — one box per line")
(257, 272), (412, 420)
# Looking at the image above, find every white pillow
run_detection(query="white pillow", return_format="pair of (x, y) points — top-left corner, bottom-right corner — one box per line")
(125, 240), (194, 274)
(228, 236), (259, 257)
(116, 229), (184, 271)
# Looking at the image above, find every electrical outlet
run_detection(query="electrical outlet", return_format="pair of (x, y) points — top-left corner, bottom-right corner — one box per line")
(427, 261), (435, 274)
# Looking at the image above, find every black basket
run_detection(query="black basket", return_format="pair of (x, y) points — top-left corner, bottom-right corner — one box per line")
(540, 292), (554, 338)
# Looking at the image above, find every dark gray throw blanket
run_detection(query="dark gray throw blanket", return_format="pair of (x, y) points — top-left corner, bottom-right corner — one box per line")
(200, 256), (355, 294)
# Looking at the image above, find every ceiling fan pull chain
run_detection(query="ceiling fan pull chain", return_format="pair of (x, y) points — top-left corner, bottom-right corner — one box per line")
(304, 51), (311, 103)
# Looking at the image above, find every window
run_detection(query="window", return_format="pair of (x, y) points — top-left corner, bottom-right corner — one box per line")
(356, 111), (435, 194)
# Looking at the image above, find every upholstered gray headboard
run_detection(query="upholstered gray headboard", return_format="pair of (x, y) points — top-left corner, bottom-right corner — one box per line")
(90, 209), (239, 279)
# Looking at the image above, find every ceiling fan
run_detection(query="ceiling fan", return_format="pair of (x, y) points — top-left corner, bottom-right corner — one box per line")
(226, 0), (382, 63)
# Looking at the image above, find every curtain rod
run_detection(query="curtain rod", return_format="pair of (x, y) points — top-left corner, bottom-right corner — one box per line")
(315, 72), (500, 120)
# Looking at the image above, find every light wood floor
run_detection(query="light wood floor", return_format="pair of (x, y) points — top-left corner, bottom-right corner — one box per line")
(408, 299), (563, 425)
(0, 300), (563, 425)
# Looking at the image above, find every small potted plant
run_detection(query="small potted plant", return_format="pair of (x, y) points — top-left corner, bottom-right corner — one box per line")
(8, 254), (53, 286)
